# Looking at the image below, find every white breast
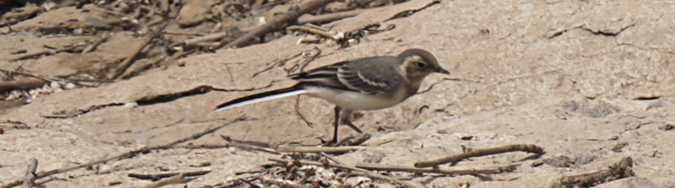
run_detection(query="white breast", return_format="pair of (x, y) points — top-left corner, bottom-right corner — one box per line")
(304, 87), (410, 110)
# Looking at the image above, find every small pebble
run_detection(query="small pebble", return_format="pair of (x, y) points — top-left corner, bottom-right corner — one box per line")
(85, 18), (112, 30)
(124, 102), (138, 108)
(50, 81), (60, 89)
(6, 94), (16, 100)
(29, 90), (39, 96)
(65, 83), (76, 89)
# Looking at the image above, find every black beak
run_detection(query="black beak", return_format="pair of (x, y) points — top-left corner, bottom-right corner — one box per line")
(436, 67), (450, 74)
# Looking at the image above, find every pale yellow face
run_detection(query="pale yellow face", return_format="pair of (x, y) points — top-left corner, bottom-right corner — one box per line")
(401, 55), (437, 79)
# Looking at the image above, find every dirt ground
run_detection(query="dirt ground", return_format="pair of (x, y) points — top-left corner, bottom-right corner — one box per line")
(1, 0), (675, 187)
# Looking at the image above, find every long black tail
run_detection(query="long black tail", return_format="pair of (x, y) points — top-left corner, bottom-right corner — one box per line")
(213, 86), (306, 111)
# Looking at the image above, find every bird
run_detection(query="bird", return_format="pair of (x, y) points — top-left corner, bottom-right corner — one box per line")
(213, 48), (449, 144)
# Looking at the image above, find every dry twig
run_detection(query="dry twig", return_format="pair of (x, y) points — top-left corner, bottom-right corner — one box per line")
(558, 157), (634, 188)
(0, 80), (47, 93)
(333, 133), (371, 146)
(414, 144), (545, 168)
(9, 44), (87, 62)
(128, 170), (210, 181)
(136, 173), (185, 188)
(252, 52), (304, 77)
(356, 163), (519, 175)
(222, 0), (335, 48)
(228, 143), (279, 154)
(81, 35), (110, 54)
(275, 146), (366, 153)
(22, 159), (38, 188)
(287, 25), (340, 40)
(213, 175), (262, 188)
(220, 135), (280, 154)
(384, 0), (441, 22)
(0, 68), (109, 89)
(119, 57), (165, 79)
(107, 20), (169, 80)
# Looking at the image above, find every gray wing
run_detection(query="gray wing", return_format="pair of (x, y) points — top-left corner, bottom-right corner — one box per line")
(290, 57), (402, 94)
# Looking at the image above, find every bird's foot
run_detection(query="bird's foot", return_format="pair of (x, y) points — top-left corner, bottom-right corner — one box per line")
(322, 133), (371, 147)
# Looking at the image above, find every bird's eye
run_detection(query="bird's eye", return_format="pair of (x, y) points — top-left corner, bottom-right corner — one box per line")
(416, 62), (426, 68)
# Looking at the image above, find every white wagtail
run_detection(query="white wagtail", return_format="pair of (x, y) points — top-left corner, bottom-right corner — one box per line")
(214, 48), (449, 144)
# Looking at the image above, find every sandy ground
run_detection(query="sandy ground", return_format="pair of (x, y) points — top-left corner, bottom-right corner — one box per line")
(1, 0), (675, 187)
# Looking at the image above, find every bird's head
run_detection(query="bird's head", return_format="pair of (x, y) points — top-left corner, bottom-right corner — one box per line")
(397, 48), (449, 81)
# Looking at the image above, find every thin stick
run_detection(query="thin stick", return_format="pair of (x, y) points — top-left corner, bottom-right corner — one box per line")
(269, 157), (423, 188)
(414, 144), (545, 168)
(558, 157), (634, 188)
(119, 57), (165, 80)
(220, 176), (261, 188)
(319, 152), (343, 164)
(82, 35), (110, 54)
(229, 142), (279, 154)
(251, 52), (303, 77)
(136, 173), (184, 188)
(356, 163), (519, 175)
(222, 0), (335, 48)
(0, 69), (50, 82)
(0, 116), (248, 188)
(0, 80), (47, 92)
(182, 31), (229, 46)
(9, 50), (59, 62)
(287, 25), (339, 40)
(334, 133), (371, 146)
(384, 0), (441, 22)
(22, 159), (38, 188)
(9, 44), (85, 62)
(219, 135), (280, 154)
(107, 20), (169, 80)
(275, 146), (366, 153)
(220, 135), (272, 148)
(128, 170), (210, 181)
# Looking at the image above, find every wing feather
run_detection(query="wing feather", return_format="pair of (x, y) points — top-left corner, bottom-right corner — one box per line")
(289, 57), (402, 94)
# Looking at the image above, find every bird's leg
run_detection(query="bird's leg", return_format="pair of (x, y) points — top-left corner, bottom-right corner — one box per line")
(339, 109), (363, 134)
(329, 106), (364, 145)
(330, 106), (341, 144)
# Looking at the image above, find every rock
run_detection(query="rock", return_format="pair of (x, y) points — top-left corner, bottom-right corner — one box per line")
(65, 83), (76, 89)
(562, 99), (621, 118)
(85, 18), (112, 30)
(123, 102), (138, 108)
(646, 100), (672, 110)
(177, 0), (211, 27)
(50, 81), (60, 89)
(543, 155), (573, 167)
(573, 153), (597, 165)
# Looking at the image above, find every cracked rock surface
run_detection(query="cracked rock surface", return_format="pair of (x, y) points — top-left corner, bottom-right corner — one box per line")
(2, 0), (675, 187)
